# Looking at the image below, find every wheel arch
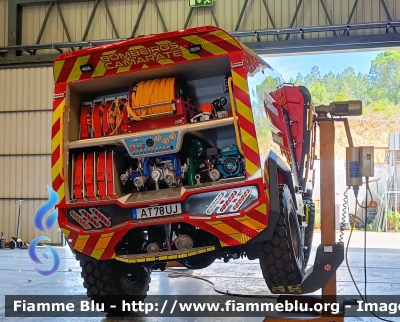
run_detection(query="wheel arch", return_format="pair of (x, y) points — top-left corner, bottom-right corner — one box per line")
(245, 151), (296, 248)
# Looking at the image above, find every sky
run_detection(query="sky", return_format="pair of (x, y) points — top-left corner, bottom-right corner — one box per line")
(263, 50), (384, 82)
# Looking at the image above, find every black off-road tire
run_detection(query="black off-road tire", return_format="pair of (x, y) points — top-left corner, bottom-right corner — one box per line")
(303, 201), (315, 269)
(80, 259), (151, 312)
(257, 185), (305, 290)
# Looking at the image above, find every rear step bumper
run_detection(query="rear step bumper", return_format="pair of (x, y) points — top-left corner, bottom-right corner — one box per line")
(116, 246), (216, 264)
(270, 243), (344, 294)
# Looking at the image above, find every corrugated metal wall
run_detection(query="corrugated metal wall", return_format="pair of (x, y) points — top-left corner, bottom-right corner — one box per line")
(0, 0), (7, 47)
(15, 0), (400, 47)
(0, 67), (61, 245)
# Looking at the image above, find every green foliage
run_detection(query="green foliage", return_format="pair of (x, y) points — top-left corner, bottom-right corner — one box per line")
(334, 91), (349, 101)
(387, 212), (400, 232)
(280, 50), (400, 119)
(369, 51), (400, 104)
(310, 81), (328, 105)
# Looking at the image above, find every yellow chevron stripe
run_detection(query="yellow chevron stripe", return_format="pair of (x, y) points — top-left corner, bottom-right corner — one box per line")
(57, 182), (65, 201)
(53, 60), (65, 83)
(157, 59), (174, 65)
(67, 55), (90, 82)
(220, 241), (229, 247)
(256, 203), (267, 215)
(117, 66), (131, 73)
(92, 60), (107, 78)
(235, 217), (266, 231)
(241, 128), (259, 154)
(229, 233), (251, 243)
(265, 167), (270, 181)
(210, 30), (242, 49)
(182, 35), (227, 55)
(207, 220), (224, 225)
(52, 100), (64, 126)
(245, 158), (260, 177)
(236, 99), (254, 124)
(51, 131), (60, 153)
(94, 236), (112, 250)
(155, 40), (171, 45)
(207, 222), (239, 235)
(74, 235), (89, 251)
(91, 249), (105, 260)
(61, 228), (70, 238)
(101, 233), (114, 238)
(180, 46), (201, 60)
(232, 71), (248, 94)
(52, 159), (61, 181)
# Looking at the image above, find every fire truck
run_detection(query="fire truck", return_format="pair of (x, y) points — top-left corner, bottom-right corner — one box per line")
(51, 26), (336, 310)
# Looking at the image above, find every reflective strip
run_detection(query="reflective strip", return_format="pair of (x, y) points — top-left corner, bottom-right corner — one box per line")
(235, 216), (266, 231)
(210, 30), (242, 49)
(54, 60), (65, 83)
(244, 158), (259, 177)
(61, 228), (70, 238)
(180, 46), (201, 60)
(52, 100), (64, 126)
(51, 99), (66, 203)
(74, 235), (89, 251)
(207, 221), (239, 235)
(256, 203), (267, 215)
(67, 55), (91, 82)
(157, 58), (174, 65)
(117, 66), (131, 73)
(182, 35), (227, 55)
(229, 233), (251, 243)
(236, 99), (254, 124)
(92, 60), (107, 77)
(232, 70), (248, 94)
(241, 128), (259, 154)
(91, 249), (105, 260)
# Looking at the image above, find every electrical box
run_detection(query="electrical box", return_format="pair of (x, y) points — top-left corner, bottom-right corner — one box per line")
(346, 147), (362, 187)
(360, 146), (374, 177)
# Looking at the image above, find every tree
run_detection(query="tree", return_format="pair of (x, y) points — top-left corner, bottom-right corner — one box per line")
(310, 80), (328, 105)
(334, 91), (349, 101)
(305, 65), (322, 88)
(369, 51), (400, 104)
(323, 71), (342, 102)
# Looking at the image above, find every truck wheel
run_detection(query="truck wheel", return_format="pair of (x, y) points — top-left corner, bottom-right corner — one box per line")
(303, 201), (315, 269)
(80, 259), (151, 312)
(179, 257), (216, 269)
(257, 185), (305, 290)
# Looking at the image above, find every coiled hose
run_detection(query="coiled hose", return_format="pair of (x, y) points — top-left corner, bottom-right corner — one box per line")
(126, 78), (176, 121)
(339, 187), (350, 245)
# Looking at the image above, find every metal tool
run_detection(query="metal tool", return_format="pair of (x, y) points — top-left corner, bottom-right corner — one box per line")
(9, 200), (25, 249)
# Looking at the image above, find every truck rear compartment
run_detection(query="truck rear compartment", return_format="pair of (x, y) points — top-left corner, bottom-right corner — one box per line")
(63, 56), (248, 204)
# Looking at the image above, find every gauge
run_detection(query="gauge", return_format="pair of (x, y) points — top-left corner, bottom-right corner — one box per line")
(146, 138), (155, 147)
(162, 137), (170, 145)
(154, 134), (162, 142)
(169, 132), (177, 140)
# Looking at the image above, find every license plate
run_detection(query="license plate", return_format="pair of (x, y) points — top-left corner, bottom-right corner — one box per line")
(133, 203), (182, 219)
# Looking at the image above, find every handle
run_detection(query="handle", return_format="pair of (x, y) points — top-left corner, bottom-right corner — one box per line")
(227, 77), (244, 156)
(59, 104), (69, 182)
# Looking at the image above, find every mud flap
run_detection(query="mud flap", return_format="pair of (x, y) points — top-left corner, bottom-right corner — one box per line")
(270, 243), (344, 294)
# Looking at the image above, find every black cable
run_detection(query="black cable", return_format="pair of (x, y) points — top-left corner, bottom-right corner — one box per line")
(346, 181), (394, 322)
(340, 188), (349, 245)
(364, 178), (368, 304)
(164, 269), (278, 299)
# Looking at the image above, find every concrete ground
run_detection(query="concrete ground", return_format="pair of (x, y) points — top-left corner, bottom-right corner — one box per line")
(0, 230), (399, 322)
